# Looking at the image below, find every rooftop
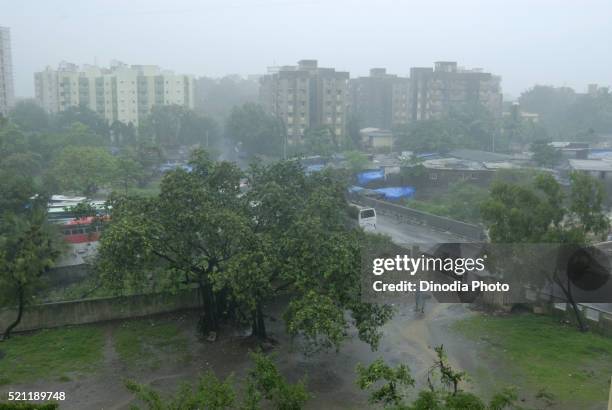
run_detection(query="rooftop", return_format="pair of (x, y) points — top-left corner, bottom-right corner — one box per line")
(447, 149), (514, 162)
(422, 157), (488, 171)
(569, 159), (612, 172)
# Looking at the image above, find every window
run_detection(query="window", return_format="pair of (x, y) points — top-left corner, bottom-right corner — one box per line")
(429, 173), (438, 180)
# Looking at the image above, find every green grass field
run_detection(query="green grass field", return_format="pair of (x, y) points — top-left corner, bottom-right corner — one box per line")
(0, 326), (105, 385)
(113, 319), (191, 370)
(454, 313), (612, 405)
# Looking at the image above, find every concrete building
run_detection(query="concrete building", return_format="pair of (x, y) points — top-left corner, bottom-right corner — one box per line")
(349, 68), (410, 129)
(409, 61), (502, 121)
(259, 59), (349, 143)
(359, 127), (394, 151)
(34, 61), (194, 126)
(0, 26), (15, 117)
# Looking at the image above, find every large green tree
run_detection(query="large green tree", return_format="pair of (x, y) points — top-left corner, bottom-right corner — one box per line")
(481, 171), (609, 331)
(0, 209), (62, 340)
(51, 146), (117, 195)
(225, 103), (284, 157)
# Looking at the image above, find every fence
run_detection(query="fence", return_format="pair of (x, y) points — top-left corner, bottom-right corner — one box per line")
(0, 287), (201, 333)
(351, 194), (486, 240)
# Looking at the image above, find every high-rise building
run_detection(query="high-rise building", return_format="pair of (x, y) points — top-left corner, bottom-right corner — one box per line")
(349, 68), (410, 129)
(259, 59), (349, 143)
(0, 26), (15, 117)
(409, 61), (502, 121)
(34, 61), (194, 126)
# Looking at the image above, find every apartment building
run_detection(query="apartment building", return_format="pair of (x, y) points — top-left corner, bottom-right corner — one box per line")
(349, 68), (410, 129)
(259, 59), (349, 143)
(0, 26), (15, 117)
(34, 61), (194, 126)
(410, 61), (502, 121)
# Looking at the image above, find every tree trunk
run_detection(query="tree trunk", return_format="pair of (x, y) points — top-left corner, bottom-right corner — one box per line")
(251, 304), (267, 340)
(197, 282), (219, 335)
(3, 286), (24, 340)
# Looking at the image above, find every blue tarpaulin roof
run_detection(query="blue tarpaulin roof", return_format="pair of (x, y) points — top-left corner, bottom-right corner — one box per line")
(357, 169), (385, 185)
(373, 186), (415, 200)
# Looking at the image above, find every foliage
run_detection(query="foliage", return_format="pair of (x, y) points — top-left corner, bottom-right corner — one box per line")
(356, 358), (414, 406)
(9, 100), (50, 133)
(481, 171), (608, 243)
(0, 404), (59, 410)
(114, 319), (190, 369)
(97, 153), (393, 351)
(300, 126), (338, 157)
(194, 75), (259, 123)
(519, 85), (612, 139)
(405, 182), (489, 223)
(0, 326), (104, 385)
(225, 103), (284, 157)
(0, 210), (63, 339)
(530, 140), (561, 167)
(454, 313), (612, 404)
(125, 352), (309, 410)
(394, 103), (499, 154)
(139, 105), (219, 148)
(357, 346), (521, 410)
(51, 146), (117, 195)
(97, 149), (249, 333)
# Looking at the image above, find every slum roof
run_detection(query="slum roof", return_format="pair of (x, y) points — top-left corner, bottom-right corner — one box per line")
(447, 149), (514, 162)
(569, 159), (612, 172)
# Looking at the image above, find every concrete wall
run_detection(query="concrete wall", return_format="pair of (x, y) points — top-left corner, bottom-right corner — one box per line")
(351, 194), (486, 240)
(0, 288), (201, 333)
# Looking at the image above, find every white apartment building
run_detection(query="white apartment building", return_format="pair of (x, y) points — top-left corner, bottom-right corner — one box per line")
(34, 61), (194, 126)
(0, 26), (15, 117)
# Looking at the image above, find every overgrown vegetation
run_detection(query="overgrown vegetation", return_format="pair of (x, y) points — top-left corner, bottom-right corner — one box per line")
(454, 314), (612, 405)
(114, 319), (191, 369)
(126, 351), (310, 410)
(357, 345), (522, 409)
(0, 326), (104, 385)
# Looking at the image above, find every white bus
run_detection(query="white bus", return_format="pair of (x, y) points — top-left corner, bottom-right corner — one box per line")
(358, 207), (377, 230)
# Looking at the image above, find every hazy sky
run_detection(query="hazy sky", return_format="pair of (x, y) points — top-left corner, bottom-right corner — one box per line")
(2, 0), (611, 98)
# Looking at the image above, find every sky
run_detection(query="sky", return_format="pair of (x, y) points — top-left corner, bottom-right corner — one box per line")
(2, 0), (611, 99)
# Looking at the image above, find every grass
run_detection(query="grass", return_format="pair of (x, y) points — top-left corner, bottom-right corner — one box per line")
(454, 313), (612, 405)
(113, 318), (191, 369)
(0, 326), (104, 385)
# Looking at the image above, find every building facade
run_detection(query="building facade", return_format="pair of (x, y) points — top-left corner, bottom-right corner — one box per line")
(259, 60), (349, 143)
(0, 26), (15, 117)
(409, 61), (502, 121)
(349, 68), (410, 129)
(34, 61), (194, 126)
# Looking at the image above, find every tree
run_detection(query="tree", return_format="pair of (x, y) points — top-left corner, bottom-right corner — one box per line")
(225, 103), (284, 157)
(224, 162), (393, 349)
(481, 172), (609, 331)
(531, 140), (561, 167)
(51, 146), (117, 195)
(344, 150), (369, 173)
(0, 211), (62, 339)
(357, 346), (521, 410)
(9, 100), (50, 133)
(54, 105), (110, 137)
(97, 150), (248, 334)
(194, 75), (259, 124)
(125, 352), (309, 410)
(113, 150), (147, 194)
(97, 154), (393, 350)
(394, 119), (454, 154)
(301, 126), (337, 157)
(139, 105), (219, 148)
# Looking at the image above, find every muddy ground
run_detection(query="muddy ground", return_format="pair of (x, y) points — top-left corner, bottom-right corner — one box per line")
(0, 300), (605, 409)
